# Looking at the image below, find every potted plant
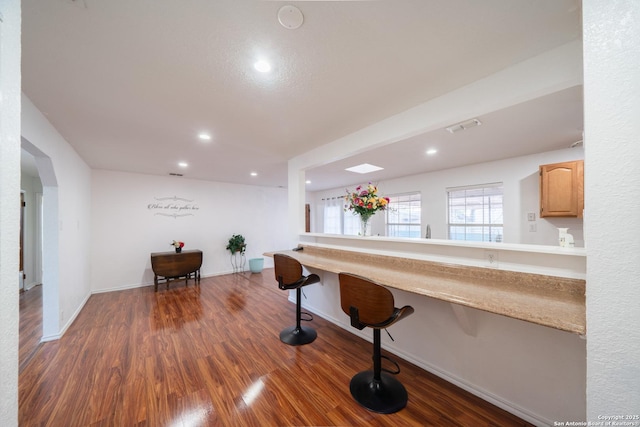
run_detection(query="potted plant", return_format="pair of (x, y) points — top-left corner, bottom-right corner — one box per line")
(226, 234), (246, 254)
(226, 234), (246, 273)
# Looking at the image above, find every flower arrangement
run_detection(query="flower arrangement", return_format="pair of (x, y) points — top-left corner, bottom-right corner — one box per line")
(345, 183), (389, 236)
(170, 240), (185, 249)
(344, 183), (390, 219)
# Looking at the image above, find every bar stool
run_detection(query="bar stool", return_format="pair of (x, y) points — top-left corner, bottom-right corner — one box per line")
(274, 253), (320, 346)
(338, 272), (415, 414)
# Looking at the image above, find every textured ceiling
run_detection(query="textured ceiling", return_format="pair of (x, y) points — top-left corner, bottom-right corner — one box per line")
(21, 0), (582, 189)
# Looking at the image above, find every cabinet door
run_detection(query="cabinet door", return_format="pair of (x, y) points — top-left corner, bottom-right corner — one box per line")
(540, 160), (584, 218)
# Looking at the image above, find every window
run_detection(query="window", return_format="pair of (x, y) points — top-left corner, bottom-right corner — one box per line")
(386, 192), (421, 238)
(322, 197), (343, 234)
(322, 195), (361, 235)
(343, 211), (360, 236)
(447, 184), (503, 242)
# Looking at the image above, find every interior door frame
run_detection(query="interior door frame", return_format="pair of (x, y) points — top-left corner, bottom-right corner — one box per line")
(20, 190), (25, 290)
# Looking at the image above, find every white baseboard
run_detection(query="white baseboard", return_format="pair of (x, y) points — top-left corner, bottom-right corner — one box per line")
(24, 281), (40, 291)
(40, 333), (62, 342)
(41, 291), (93, 342)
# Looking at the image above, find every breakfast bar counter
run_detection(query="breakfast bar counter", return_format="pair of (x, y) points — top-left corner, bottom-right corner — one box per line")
(266, 245), (585, 335)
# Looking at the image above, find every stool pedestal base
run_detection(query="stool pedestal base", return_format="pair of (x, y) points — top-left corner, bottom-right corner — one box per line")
(349, 370), (408, 414)
(279, 325), (317, 346)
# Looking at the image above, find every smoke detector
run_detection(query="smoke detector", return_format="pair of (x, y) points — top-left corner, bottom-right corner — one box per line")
(278, 5), (304, 30)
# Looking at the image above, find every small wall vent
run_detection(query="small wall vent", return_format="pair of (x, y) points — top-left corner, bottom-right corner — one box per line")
(445, 118), (482, 134)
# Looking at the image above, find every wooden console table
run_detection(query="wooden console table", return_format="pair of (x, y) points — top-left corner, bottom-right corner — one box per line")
(150, 249), (203, 291)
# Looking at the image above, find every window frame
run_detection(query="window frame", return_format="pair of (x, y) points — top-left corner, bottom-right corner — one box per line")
(446, 183), (503, 242)
(386, 191), (422, 238)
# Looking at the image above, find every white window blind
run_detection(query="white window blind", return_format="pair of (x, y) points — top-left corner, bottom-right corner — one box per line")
(343, 211), (360, 235)
(447, 183), (503, 242)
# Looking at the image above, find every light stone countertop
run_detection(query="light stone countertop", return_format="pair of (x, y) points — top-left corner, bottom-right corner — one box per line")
(266, 245), (586, 335)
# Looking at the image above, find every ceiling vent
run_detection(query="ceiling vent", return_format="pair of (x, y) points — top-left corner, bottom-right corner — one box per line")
(445, 118), (482, 134)
(169, 172), (183, 177)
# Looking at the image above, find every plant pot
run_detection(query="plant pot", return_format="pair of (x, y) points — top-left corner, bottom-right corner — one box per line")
(175, 247), (182, 253)
(249, 258), (264, 273)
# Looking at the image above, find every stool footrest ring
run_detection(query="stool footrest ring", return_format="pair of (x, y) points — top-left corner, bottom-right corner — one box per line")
(380, 355), (401, 375)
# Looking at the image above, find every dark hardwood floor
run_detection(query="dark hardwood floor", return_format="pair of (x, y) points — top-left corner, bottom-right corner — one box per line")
(19, 284), (43, 373)
(19, 271), (532, 426)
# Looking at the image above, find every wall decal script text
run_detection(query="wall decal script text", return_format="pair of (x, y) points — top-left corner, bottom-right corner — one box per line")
(148, 196), (200, 218)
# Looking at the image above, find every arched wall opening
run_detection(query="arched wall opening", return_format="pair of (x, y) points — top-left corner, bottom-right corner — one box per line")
(20, 138), (60, 340)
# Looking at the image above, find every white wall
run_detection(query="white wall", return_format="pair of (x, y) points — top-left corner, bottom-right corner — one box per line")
(310, 148), (585, 247)
(0, 1), (21, 425)
(583, 0), (640, 420)
(21, 95), (93, 340)
(90, 170), (292, 292)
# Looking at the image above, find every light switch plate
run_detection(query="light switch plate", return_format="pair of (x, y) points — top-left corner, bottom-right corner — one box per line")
(527, 212), (536, 221)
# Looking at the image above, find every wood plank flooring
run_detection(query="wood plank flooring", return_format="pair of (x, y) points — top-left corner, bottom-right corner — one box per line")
(19, 284), (43, 373)
(19, 271), (532, 426)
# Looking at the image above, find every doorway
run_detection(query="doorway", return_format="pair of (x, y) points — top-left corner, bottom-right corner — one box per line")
(20, 139), (60, 343)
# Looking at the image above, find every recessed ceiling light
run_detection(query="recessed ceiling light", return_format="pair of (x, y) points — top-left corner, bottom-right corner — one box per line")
(178, 162), (188, 168)
(305, 180), (311, 184)
(250, 172), (258, 177)
(426, 149), (438, 155)
(345, 163), (384, 174)
(254, 60), (271, 73)
(198, 133), (211, 141)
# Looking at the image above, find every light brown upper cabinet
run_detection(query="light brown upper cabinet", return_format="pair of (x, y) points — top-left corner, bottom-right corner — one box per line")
(539, 160), (584, 218)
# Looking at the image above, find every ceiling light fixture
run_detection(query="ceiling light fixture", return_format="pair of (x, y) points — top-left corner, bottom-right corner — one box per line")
(445, 118), (482, 134)
(345, 163), (384, 174)
(198, 133), (211, 141)
(250, 172), (258, 177)
(426, 149), (438, 155)
(254, 60), (271, 73)
(178, 162), (188, 168)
